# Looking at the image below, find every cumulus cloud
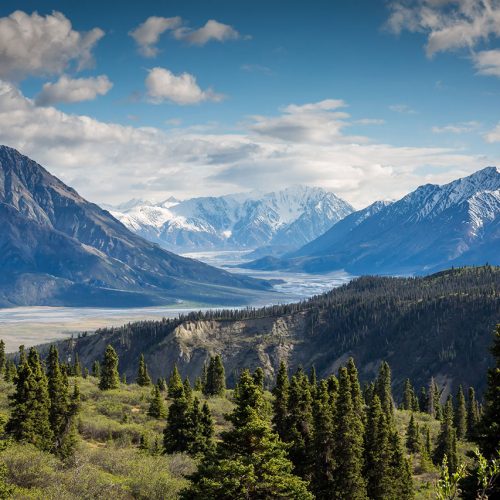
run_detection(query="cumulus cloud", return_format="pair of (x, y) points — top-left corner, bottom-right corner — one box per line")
(386, 0), (500, 57)
(35, 75), (113, 106)
(474, 48), (500, 77)
(129, 16), (182, 57)
(0, 83), (494, 207)
(173, 19), (241, 45)
(432, 121), (481, 134)
(145, 67), (223, 105)
(0, 10), (104, 81)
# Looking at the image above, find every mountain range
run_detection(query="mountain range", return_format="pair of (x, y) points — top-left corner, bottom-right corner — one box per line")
(0, 146), (272, 308)
(109, 186), (354, 254)
(243, 167), (500, 275)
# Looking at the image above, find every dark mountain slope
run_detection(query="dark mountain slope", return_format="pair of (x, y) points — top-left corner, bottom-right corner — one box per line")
(46, 266), (499, 397)
(0, 145), (271, 307)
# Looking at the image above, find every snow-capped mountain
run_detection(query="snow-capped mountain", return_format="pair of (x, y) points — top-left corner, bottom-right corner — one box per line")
(110, 186), (354, 253)
(243, 167), (500, 275)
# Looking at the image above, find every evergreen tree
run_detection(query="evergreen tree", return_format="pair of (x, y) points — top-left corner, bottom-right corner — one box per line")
(423, 425), (432, 457)
(194, 376), (202, 391)
(203, 355), (226, 397)
(363, 381), (375, 406)
(184, 377), (193, 401)
(157, 377), (167, 392)
(272, 361), (289, 440)
(434, 397), (458, 472)
(99, 345), (120, 390)
(332, 366), (367, 499)
(253, 367), (264, 391)
(0, 339), (5, 374)
(58, 381), (80, 460)
(418, 387), (427, 413)
(181, 369), (312, 499)
(375, 362), (393, 420)
(91, 360), (100, 378)
(136, 353), (151, 386)
(405, 413), (420, 453)
(163, 375), (191, 453)
(168, 365), (183, 397)
(187, 397), (214, 455)
(403, 379), (415, 410)
(285, 368), (313, 478)
(467, 386), (480, 440)
(454, 385), (467, 440)
(347, 357), (365, 421)
(387, 430), (414, 499)
(3, 360), (16, 382)
(199, 401), (215, 452)
(148, 384), (167, 419)
(6, 347), (53, 451)
(73, 353), (82, 377)
(311, 380), (335, 499)
(478, 325), (500, 458)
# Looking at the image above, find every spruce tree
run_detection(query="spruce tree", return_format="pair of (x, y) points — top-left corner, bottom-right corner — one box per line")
(186, 397), (214, 455)
(164, 372), (191, 453)
(285, 368), (313, 478)
(184, 377), (193, 401)
(332, 366), (367, 499)
(91, 360), (100, 378)
(194, 376), (202, 391)
(148, 384), (167, 419)
(73, 353), (82, 377)
(375, 362), (393, 420)
(405, 413), (420, 453)
(181, 369), (312, 499)
(0, 339), (5, 374)
(7, 347), (53, 451)
(168, 365), (183, 397)
(253, 367), (264, 391)
(347, 357), (365, 421)
(136, 353), (151, 386)
(4, 360), (16, 382)
(403, 379), (415, 410)
(99, 345), (120, 390)
(199, 401), (215, 452)
(59, 381), (80, 460)
(387, 430), (414, 499)
(203, 355), (226, 397)
(272, 360), (289, 440)
(454, 385), (467, 440)
(467, 386), (479, 440)
(418, 387), (427, 413)
(434, 397), (458, 472)
(478, 325), (500, 458)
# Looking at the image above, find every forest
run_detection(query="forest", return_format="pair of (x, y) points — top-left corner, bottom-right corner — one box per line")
(0, 324), (499, 499)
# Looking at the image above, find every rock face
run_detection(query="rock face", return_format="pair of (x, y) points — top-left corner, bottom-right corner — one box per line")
(0, 145), (271, 307)
(110, 186), (354, 254)
(243, 167), (500, 275)
(47, 266), (499, 396)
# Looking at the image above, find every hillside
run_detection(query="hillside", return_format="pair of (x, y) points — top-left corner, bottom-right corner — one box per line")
(0, 146), (272, 307)
(243, 167), (500, 275)
(109, 186), (353, 253)
(46, 266), (500, 396)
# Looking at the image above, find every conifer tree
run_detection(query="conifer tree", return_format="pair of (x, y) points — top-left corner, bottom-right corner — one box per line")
(454, 385), (467, 440)
(136, 353), (151, 386)
(99, 345), (120, 390)
(272, 361), (289, 440)
(157, 377), (167, 392)
(434, 397), (458, 472)
(91, 360), (100, 378)
(423, 425), (432, 457)
(253, 367), (264, 391)
(186, 396), (214, 455)
(59, 381), (80, 460)
(168, 365), (183, 397)
(405, 413), (420, 453)
(7, 347), (53, 451)
(467, 386), (479, 439)
(3, 360), (16, 382)
(387, 430), (414, 499)
(478, 325), (500, 458)
(363, 381), (375, 406)
(203, 355), (226, 397)
(403, 379), (415, 410)
(194, 376), (202, 391)
(348, 357), (365, 421)
(73, 353), (82, 377)
(375, 362), (393, 420)
(332, 366), (367, 499)
(0, 339), (5, 374)
(418, 387), (427, 413)
(181, 369), (313, 499)
(285, 368), (313, 478)
(148, 384), (167, 419)
(200, 401), (215, 452)
(311, 380), (335, 499)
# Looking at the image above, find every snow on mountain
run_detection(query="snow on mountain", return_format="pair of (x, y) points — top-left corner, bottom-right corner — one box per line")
(244, 167), (500, 275)
(110, 186), (354, 252)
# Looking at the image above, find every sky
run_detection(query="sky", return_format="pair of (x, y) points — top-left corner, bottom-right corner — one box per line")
(0, 0), (499, 208)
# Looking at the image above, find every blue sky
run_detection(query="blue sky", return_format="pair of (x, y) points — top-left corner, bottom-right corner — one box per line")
(0, 0), (499, 207)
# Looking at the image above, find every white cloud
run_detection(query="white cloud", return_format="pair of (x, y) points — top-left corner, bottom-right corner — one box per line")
(355, 118), (386, 125)
(129, 16), (182, 57)
(389, 104), (417, 114)
(386, 0), (500, 57)
(474, 49), (500, 77)
(173, 20), (241, 46)
(145, 67), (223, 105)
(35, 75), (113, 106)
(432, 121), (481, 134)
(0, 83), (495, 207)
(484, 122), (500, 142)
(0, 10), (104, 81)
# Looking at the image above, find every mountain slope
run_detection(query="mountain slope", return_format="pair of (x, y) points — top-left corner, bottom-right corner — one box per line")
(244, 168), (500, 274)
(47, 266), (500, 396)
(110, 186), (354, 253)
(0, 145), (272, 307)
